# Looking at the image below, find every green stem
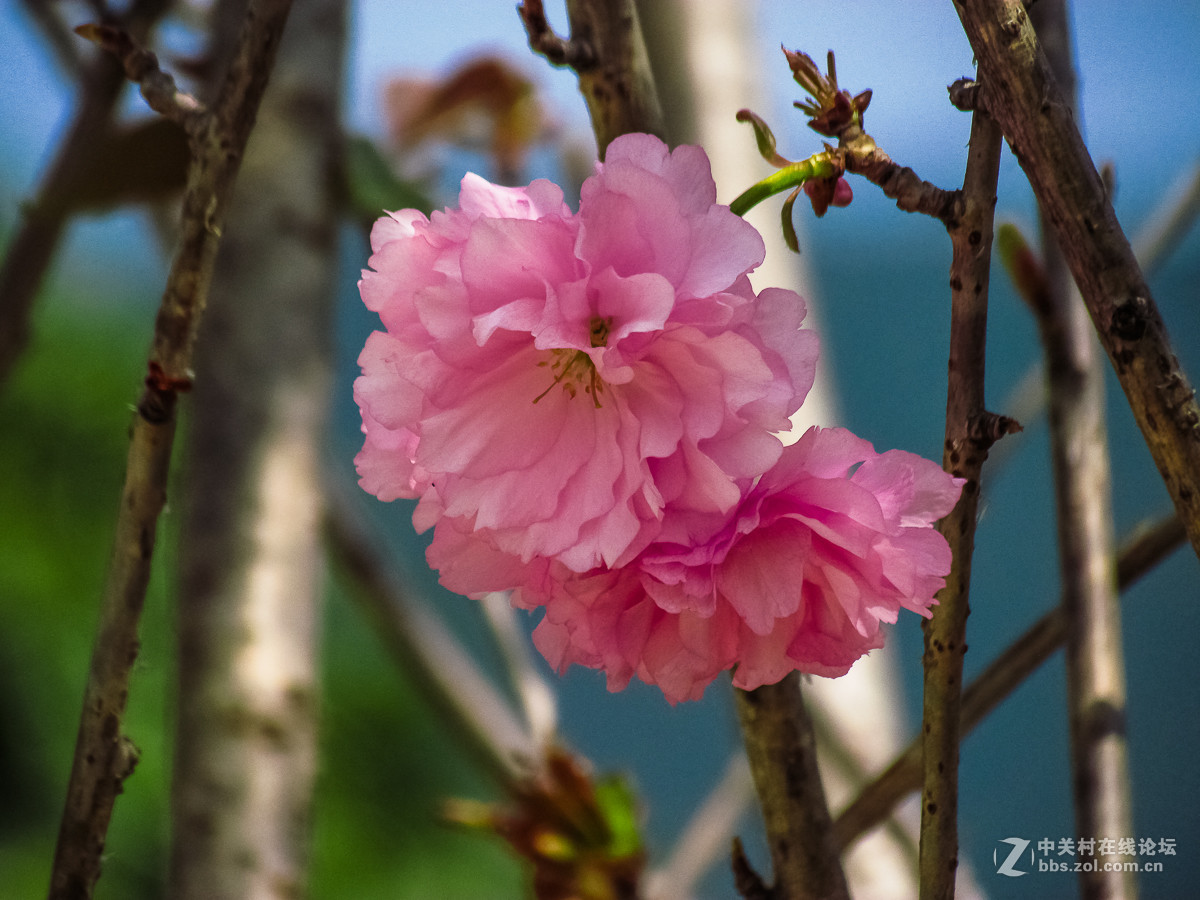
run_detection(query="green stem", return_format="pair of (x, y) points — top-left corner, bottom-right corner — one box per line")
(729, 153), (838, 217)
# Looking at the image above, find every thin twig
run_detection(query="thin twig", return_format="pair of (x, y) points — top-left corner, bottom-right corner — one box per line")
(324, 487), (533, 787)
(0, 0), (171, 389)
(480, 592), (559, 751)
(519, 0), (665, 155)
(1029, 5), (1136, 895)
(833, 512), (1185, 850)
(1133, 160), (1200, 275)
(645, 752), (754, 900)
(47, 4), (295, 897)
(842, 143), (961, 225)
(955, 0), (1200, 561)
(517, 0), (594, 69)
(75, 23), (206, 128)
(918, 90), (1005, 900)
(734, 676), (850, 900)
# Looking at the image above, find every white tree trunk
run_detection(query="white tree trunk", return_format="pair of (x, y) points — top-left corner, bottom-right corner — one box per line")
(168, 1), (345, 896)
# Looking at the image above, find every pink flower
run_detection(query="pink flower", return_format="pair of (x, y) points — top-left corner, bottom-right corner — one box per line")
(354, 133), (817, 572)
(517, 427), (964, 702)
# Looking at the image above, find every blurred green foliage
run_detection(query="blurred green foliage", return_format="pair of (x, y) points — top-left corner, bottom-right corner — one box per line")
(0, 293), (524, 897)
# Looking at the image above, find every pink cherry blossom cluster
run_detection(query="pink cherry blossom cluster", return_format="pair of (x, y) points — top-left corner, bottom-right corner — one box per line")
(354, 133), (963, 702)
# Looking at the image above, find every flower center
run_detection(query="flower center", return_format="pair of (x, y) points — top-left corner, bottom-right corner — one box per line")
(588, 315), (611, 348)
(533, 316), (612, 408)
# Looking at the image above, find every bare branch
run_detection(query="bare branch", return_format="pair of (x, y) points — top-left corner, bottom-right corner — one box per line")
(1028, 5), (1136, 895)
(517, 0), (594, 69)
(842, 143), (962, 224)
(0, 0), (172, 388)
(324, 486), (535, 787)
(48, 3), (296, 896)
(734, 676), (850, 900)
(480, 592), (558, 750)
(1133, 160), (1200, 275)
(918, 96), (1005, 900)
(166, 1), (346, 895)
(75, 23), (206, 128)
(646, 753), (754, 900)
(519, 0), (665, 155)
(955, 0), (1200, 561)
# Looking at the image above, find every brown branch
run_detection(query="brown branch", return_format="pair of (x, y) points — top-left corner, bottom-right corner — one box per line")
(47, 3), (295, 897)
(517, 0), (594, 68)
(75, 23), (205, 128)
(842, 143), (962, 225)
(0, 0), (171, 389)
(652, 752), (754, 899)
(519, 0), (665, 155)
(833, 512), (1185, 851)
(731, 838), (774, 900)
(918, 100), (1004, 899)
(1027, 5), (1136, 896)
(734, 676), (850, 900)
(955, 0), (1200, 561)
(780, 49), (962, 225)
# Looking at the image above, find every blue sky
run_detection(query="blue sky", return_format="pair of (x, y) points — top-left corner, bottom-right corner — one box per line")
(7, 1), (1197, 293)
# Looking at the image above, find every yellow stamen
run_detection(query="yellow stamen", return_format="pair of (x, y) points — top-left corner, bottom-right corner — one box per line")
(532, 316), (612, 408)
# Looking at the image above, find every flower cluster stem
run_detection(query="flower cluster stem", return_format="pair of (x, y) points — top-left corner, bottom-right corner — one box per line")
(520, 9), (850, 896)
(734, 675), (850, 900)
(729, 153), (839, 217)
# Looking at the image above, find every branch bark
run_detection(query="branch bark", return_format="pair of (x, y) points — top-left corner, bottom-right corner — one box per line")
(47, 3), (294, 897)
(954, 0), (1200, 561)
(734, 676), (849, 900)
(1027, 4), (1136, 895)
(919, 99), (1005, 900)
(841, 143), (961, 225)
(519, 0), (666, 156)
